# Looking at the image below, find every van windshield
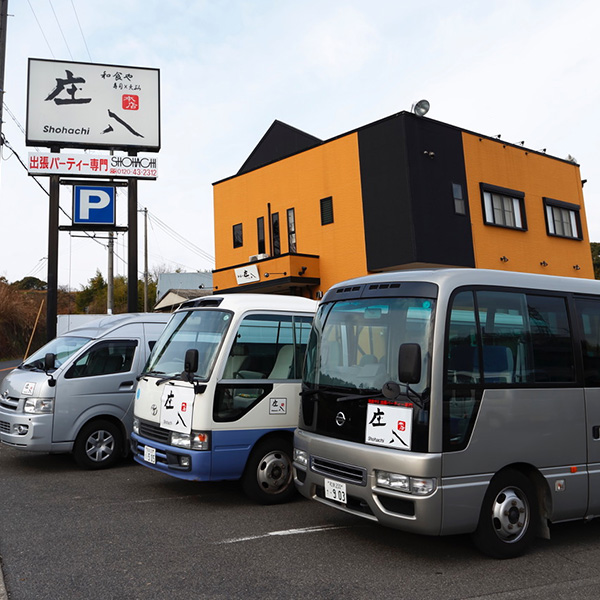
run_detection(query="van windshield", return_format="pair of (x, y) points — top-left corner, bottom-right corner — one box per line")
(21, 336), (91, 371)
(145, 309), (232, 380)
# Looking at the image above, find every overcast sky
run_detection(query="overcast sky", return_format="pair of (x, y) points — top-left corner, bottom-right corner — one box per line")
(1, 0), (599, 289)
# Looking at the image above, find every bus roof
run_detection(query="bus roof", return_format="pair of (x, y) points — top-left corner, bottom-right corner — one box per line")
(325, 268), (600, 297)
(177, 293), (317, 314)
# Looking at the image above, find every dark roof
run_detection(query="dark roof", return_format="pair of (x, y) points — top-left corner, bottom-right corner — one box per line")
(237, 120), (322, 175)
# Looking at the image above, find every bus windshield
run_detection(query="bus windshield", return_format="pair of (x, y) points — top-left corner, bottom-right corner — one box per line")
(304, 297), (435, 395)
(145, 309), (232, 380)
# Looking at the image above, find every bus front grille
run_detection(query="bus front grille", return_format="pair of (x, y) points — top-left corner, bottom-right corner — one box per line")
(311, 456), (367, 486)
(139, 420), (170, 444)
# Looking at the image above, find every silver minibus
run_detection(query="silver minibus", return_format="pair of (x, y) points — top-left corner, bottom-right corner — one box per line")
(294, 268), (600, 557)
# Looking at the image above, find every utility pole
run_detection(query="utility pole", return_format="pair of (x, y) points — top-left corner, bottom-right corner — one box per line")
(107, 232), (114, 314)
(127, 167), (138, 313)
(143, 207), (148, 312)
(0, 0), (8, 150)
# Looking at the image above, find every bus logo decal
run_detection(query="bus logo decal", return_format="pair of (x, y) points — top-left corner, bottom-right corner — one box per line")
(335, 412), (346, 427)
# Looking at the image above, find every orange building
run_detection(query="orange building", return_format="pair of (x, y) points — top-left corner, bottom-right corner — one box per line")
(212, 112), (593, 298)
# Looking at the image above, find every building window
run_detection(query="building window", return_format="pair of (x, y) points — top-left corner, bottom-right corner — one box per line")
(257, 217), (265, 255)
(287, 208), (297, 253)
(271, 212), (281, 256)
(481, 184), (526, 231)
(452, 183), (466, 215)
(544, 198), (582, 240)
(320, 196), (334, 225)
(233, 223), (243, 248)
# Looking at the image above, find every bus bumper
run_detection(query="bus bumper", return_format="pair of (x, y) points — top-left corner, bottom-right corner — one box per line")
(293, 429), (445, 536)
(131, 431), (213, 481)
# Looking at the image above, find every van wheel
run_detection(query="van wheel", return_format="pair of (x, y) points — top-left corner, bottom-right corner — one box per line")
(73, 420), (123, 470)
(242, 437), (296, 505)
(472, 469), (538, 559)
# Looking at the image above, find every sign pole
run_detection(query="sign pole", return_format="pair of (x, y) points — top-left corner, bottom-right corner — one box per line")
(47, 162), (60, 341)
(127, 151), (138, 312)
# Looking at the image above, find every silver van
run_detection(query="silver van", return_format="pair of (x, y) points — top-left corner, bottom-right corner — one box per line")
(0, 313), (169, 469)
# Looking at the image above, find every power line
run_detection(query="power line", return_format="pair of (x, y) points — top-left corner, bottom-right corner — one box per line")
(70, 0), (92, 61)
(145, 209), (215, 264)
(1, 132), (112, 253)
(27, 0), (55, 57)
(3, 102), (25, 136)
(48, 0), (74, 60)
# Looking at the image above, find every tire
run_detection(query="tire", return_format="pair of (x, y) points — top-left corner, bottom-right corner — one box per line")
(73, 419), (123, 470)
(472, 469), (538, 559)
(241, 436), (296, 505)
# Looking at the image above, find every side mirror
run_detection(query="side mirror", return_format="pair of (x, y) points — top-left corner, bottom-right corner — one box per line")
(398, 343), (421, 384)
(184, 349), (199, 374)
(44, 353), (57, 387)
(44, 353), (56, 371)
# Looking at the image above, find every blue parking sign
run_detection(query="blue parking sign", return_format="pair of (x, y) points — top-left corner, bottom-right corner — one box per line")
(73, 186), (115, 225)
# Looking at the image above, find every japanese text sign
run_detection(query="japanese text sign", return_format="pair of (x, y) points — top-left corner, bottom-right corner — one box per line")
(159, 385), (195, 434)
(28, 152), (158, 179)
(26, 58), (160, 151)
(235, 265), (260, 285)
(365, 399), (413, 451)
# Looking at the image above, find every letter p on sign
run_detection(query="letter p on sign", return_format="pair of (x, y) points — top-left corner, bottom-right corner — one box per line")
(73, 186), (116, 225)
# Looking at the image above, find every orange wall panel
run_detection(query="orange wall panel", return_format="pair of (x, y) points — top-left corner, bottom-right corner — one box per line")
(462, 133), (593, 278)
(213, 133), (368, 294)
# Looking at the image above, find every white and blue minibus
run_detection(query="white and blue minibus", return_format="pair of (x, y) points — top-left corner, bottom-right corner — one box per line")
(132, 294), (316, 504)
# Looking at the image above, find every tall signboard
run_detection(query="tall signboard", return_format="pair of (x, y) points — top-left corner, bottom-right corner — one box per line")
(26, 58), (160, 151)
(25, 58), (161, 339)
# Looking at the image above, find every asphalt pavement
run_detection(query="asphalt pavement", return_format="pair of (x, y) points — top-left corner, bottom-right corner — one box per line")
(0, 361), (14, 600)
(5, 361), (600, 599)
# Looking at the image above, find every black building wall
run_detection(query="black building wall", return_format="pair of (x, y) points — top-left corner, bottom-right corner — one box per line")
(358, 113), (475, 272)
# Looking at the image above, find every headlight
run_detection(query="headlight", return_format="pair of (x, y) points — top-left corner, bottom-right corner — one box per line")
(23, 398), (54, 414)
(375, 470), (436, 496)
(132, 418), (140, 435)
(293, 448), (308, 468)
(170, 431), (209, 450)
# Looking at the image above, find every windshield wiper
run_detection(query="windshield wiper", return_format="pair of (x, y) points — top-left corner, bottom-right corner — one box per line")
(153, 372), (207, 395)
(154, 373), (182, 386)
(335, 390), (384, 403)
(136, 370), (165, 382)
(300, 387), (320, 398)
(21, 360), (43, 370)
(382, 380), (429, 409)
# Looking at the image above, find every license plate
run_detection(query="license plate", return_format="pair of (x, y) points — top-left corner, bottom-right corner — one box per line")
(144, 445), (156, 464)
(324, 478), (347, 504)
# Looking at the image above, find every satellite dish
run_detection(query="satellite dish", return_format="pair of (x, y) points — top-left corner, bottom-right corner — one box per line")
(412, 99), (430, 117)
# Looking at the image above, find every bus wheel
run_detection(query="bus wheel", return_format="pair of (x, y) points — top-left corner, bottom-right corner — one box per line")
(73, 420), (123, 470)
(242, 437), (296, 505)
(472, 469), (538, 559)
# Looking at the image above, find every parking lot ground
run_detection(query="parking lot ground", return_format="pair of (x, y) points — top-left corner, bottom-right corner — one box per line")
(4, 442), (600, 599)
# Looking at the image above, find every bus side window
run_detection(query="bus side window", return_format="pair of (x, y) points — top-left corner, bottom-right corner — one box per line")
(575, 298), (600, 387)
(447, 291), (480, 384)
(526, 294), (575, 383)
